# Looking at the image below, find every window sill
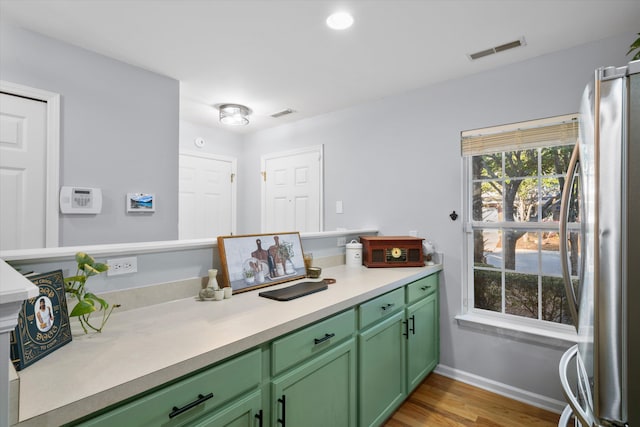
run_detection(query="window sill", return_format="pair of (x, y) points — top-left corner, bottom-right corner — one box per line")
(455, 313), (578, 350)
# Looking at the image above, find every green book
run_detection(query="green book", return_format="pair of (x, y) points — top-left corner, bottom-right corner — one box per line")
(10, 270), (72, 371)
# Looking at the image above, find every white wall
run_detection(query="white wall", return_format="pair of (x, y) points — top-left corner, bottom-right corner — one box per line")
(179, 120), (244, 158)
(0, 23), (180, 246)
(241, 33), (636, 402)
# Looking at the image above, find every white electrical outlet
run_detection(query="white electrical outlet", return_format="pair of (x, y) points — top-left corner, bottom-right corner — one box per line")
(107, 256), (138, 276)
(409, 230), (418, 237)
(337, 237), (346, 247)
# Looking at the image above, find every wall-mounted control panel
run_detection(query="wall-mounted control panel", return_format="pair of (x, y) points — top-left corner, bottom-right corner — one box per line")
(60, 186), (102, 214)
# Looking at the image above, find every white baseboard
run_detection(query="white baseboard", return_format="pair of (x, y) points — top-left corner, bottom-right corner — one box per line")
(433, 364), (566, 414)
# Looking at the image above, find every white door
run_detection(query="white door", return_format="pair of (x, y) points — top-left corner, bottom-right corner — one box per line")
(0, 93), (48, 250)
(179, 152), (236, 239)
(261, 146), (323, 233)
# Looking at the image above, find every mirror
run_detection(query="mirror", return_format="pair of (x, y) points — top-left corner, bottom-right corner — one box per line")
(0, 23), (323, 250)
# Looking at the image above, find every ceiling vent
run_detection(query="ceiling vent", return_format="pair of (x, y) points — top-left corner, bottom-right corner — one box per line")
(467, 37), (526, 61)
(270, 108), (295, 118)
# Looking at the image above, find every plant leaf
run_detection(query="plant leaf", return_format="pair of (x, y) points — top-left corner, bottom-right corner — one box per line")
(65, 287), (80, 296)
(85, 293), (109, 310)
(93, 262), (109, 273)
(69, 298), (96, 317)
(65, 275), (86, 284)
(628, 34), (640, 59)
(83, 264), (101, 276)
(76, 252), (94, 268)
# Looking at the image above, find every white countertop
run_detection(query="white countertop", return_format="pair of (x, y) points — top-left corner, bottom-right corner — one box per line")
(14, 264), (442, 426)
(0, 260), (39, 306)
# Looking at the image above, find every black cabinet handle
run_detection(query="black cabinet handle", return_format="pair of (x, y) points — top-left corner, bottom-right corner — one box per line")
(409, 315), (416, 335)
(381, 303), (395, 311)
(402, 319), (409, 339)
(169, 392), (213, 419)
(314, 332), (335, 345)
(277, 395), (286, 426)
(255, 409), (263, 427)
(421, 285), (432, 291)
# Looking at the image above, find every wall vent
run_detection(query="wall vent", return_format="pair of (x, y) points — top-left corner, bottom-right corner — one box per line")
(270, 108), (295, 118)
(467, 37), (526, 61)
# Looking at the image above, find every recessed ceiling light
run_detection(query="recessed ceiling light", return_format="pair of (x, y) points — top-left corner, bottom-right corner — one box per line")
(326, 12), (353, 30)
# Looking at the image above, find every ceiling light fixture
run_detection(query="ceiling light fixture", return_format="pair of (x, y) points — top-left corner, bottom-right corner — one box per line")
(326, 12), (353, 30)
(219, 104), (251, 126)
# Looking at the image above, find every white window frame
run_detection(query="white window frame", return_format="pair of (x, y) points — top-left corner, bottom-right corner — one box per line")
(458, 115), (580, 346)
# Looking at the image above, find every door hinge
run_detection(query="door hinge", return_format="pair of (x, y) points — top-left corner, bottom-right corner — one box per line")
(261, 171), (266, 182)
(230, 173), (235, 183)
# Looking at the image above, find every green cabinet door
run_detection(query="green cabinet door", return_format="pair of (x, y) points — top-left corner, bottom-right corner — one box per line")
(272, 339), (357, 427)
(75, 349), (262, 427)
(358, 311), (406, 427)
(192, 390), (263, 427)
(406, 291), (438, 393)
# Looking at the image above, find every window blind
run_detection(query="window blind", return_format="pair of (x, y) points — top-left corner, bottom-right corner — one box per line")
(461, 113), (579, 156)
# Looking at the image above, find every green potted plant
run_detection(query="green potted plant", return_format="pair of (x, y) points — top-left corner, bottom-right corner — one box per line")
(64, 252), (120, 333)
(628, 33), (640, 60)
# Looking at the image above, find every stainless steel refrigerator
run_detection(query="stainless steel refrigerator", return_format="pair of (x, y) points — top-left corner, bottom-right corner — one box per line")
(558, 60), (639, 426)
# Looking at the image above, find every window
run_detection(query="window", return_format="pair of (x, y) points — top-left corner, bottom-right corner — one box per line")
(462, 114), (580, 329)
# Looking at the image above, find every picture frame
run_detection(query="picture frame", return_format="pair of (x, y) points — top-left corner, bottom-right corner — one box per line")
(217, 232), (307, 294)
(126, 193), (155, 212)
(10, 270), (72, 371)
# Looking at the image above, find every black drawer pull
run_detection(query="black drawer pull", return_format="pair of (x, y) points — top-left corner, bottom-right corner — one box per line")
(314, 332), (335, 345)
(277, 395), (286, 426)
(255, 409), (264, 427)
(421, 285), (432, 291)
(402, 319), (409, 339)
(169, 392), (213, 418)
(409, 315), (416, 335)
(381, 303), (395, 311)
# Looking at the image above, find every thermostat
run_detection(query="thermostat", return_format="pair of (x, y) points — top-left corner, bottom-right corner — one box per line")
(60, 186), (102, 214)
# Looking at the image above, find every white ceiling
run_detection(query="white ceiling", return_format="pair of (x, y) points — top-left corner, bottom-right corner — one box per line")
(2, 0), (639, 134)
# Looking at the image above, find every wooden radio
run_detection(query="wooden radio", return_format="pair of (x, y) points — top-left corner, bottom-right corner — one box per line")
(359, 236), (424, 267)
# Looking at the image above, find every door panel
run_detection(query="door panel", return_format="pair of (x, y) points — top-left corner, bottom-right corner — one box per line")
(271, 339), (356, 427)
(406, 293), (438, 392)
(262, 147), (322, 232)
(358, 311), (406, 427)
(179, 153), (236, 239)
(0, 93), (47, 250)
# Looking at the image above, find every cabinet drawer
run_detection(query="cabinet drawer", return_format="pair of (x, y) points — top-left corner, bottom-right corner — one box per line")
(272, 308), (355, 375)
(406, 274), (438, 304)
(358, 287), (405, 329)
(79, 348), (262, 427)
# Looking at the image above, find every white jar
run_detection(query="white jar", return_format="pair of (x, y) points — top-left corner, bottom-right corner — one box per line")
(345, 240), (363, 267)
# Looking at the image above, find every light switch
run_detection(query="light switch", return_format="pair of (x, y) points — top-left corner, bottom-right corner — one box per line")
(336, 200), (343, 214)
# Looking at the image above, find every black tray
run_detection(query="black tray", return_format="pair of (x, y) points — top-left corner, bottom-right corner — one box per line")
(259, 281), (328, 301)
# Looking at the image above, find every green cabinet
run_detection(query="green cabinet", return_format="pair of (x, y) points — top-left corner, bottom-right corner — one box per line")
(406, 291), (438, 393)
(271, 339), (357, 427)
(74, 349), (262, 427)
(192, 391), (263, 427)
(72, 272), (439, 427)
(404, 273), (439, 394)
(358, 311), (406, 427)
(358, 273), (439, 427)
(270, 308), (357, 427)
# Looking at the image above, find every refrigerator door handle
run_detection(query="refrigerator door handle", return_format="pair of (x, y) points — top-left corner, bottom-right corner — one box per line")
(559, 143), (581, 330)
(559, 345), (593, 427)
(558, 404), (574, 427)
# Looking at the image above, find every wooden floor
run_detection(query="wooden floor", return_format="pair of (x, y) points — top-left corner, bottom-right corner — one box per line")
(384, 373), (560, 427)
